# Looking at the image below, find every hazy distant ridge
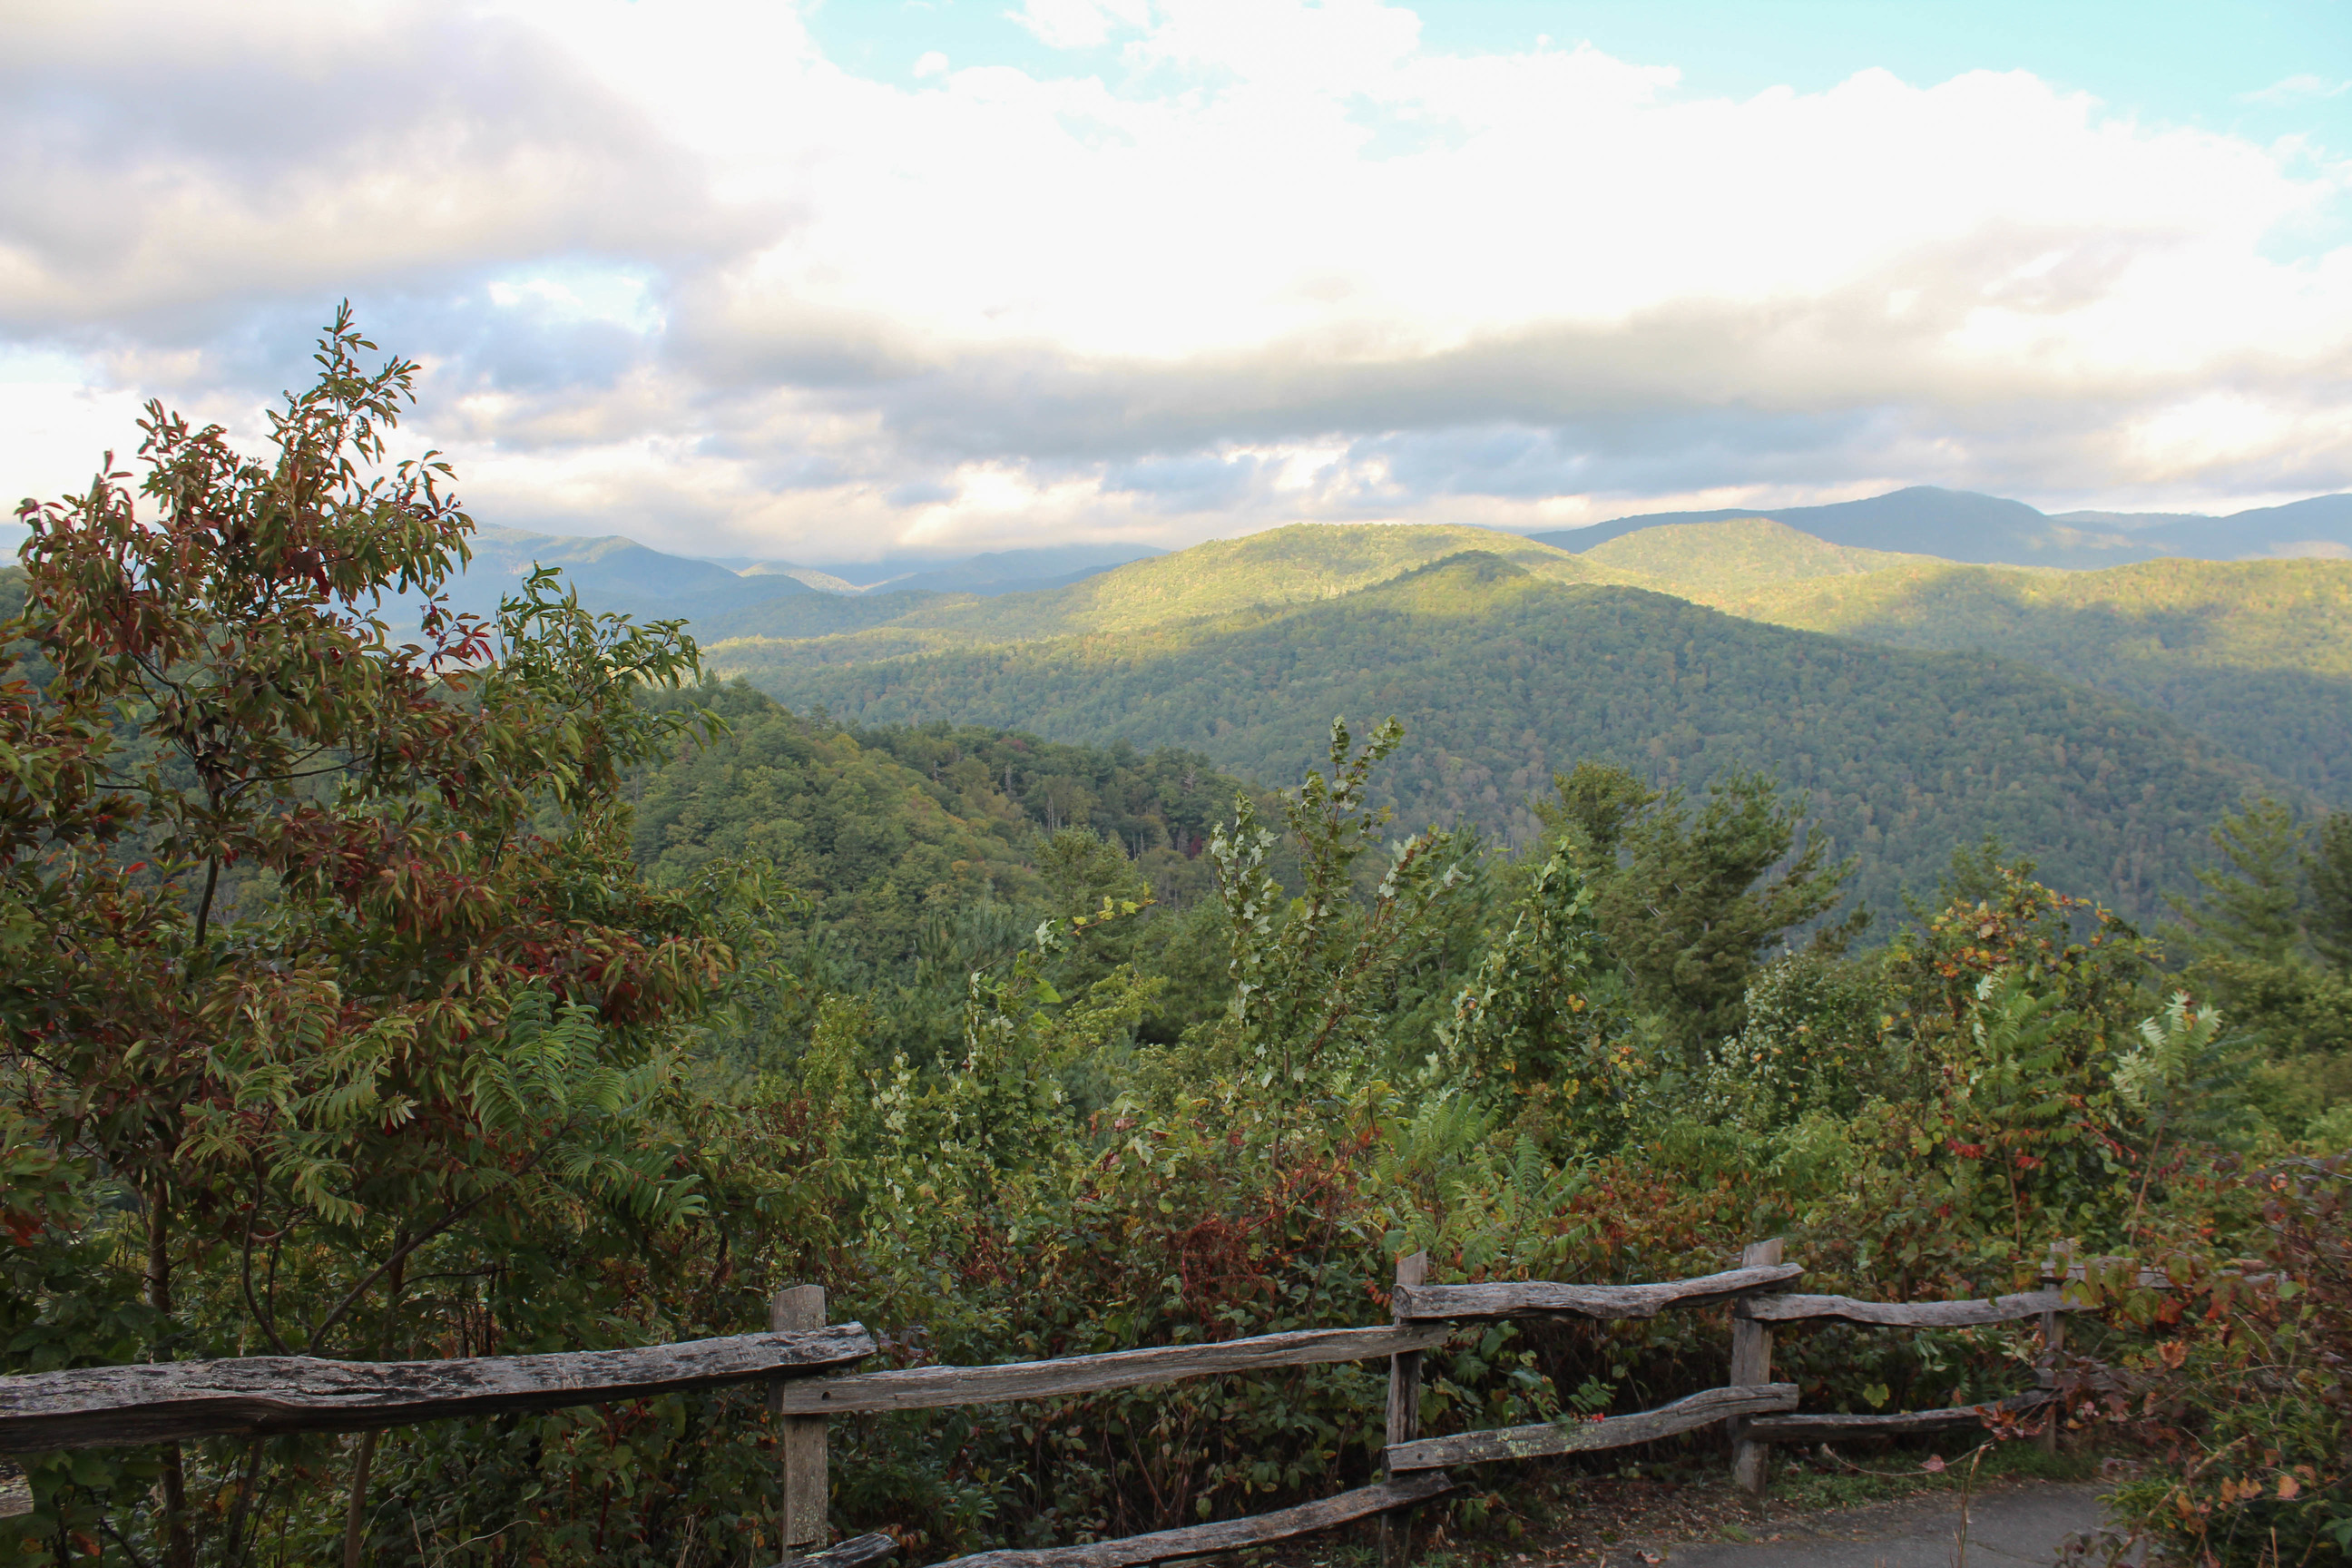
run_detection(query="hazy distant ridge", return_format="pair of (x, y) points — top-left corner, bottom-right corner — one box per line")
(1533, 485), (2352, 567)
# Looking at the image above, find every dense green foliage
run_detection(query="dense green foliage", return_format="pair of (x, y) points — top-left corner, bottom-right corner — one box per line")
(727, 553), (2289, 926)
(2163, 799), (2352, 1140)
(1684, 544), (2352, 806)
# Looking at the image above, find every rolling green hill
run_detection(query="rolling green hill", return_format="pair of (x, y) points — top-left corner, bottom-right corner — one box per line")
(1582, 517), (1950, 593)
(702, 522), (1641, 657)
(1596, 533), (2352, 804)
(720, 552), (2295, 924)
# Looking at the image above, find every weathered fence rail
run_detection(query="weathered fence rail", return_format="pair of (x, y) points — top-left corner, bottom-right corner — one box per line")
(1742, 1388), (2055, 1443)
(0, 1327), (874, 1455)
(925, 1473), (1461, 1568)
(0, 1245), (2139, 1564)
(1389, 1263), (1804, 1321)
(777, 1323), (1453, 1416)
(1739, 1289), (2082, 1328)
(1383, 1383), (1799, 1473)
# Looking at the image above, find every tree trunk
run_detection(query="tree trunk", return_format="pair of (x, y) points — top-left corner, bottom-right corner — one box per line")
(149, 1188), (194, 1568)
(339, 1250), (407, 1568)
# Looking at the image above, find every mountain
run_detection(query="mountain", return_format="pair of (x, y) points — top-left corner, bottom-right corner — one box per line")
(702, 523), (1629, 657)
(870, 544), (1168, 596)
(452, 525), (815, 620)
(733, 562), (865, 594)
(2121, 495), (2352, 562)
(1581, 518), (1941, 594)
(418, 531), (1173, 631)
(1532, 486), (2352, 568)
(718, 551), (2296, 924)
(697, 543), (1169, 595)
(1638, 540), (2352, 806)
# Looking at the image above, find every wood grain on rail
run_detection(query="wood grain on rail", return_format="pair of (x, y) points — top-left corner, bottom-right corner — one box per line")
(1739, 1289), (2090, 1328)
(1740, 1388), (2054, 1442)
(0, 1326), (875, 1453)
(1392, 1264), (1803, 1323)
(925, 1473), (1458, 1568)
(1384, 1384), (1799, 1473)
(779, 1324), (1453, 1416)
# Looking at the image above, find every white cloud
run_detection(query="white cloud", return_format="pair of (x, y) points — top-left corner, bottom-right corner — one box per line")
(2241, 73), (2351, 104)
(3, 0), (2348, 560)
(1006, 0), (1151, 51)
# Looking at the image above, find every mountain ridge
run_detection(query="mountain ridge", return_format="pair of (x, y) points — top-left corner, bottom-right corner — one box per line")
(1531, 485), (2352, 567)
(720, 554), (2298, 923)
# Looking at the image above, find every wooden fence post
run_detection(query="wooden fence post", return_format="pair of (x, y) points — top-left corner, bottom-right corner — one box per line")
(2037, 1249), (2064, 1456)
(769, 1284), (830, 1559)
(1729, 1238), (1782, 1496)
(1381, 1251), (1429, 1568)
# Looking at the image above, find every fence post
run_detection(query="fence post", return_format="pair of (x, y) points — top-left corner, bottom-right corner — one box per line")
(2037, 1248), (2064, 1456)
(1729, 1238), (1783, 1496)
(769, 1284), (830, 1559)
(1381, 1250), (1429, 1568)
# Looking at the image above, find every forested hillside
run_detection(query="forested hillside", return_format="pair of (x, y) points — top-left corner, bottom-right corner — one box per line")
(1582, 517), (1948, 593)
(1603, 531), (2352, 803)
(727, 552), (2291, 922)
(625, 681), (1257, 969)
(703, 522), (1628, 652)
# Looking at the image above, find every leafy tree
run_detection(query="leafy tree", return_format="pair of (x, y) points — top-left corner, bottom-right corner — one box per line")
(3, 309), (740, 1565)
(1184, 719), (1465, 1114)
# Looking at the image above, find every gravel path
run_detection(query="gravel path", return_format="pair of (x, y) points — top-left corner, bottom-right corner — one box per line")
(1583, 1482), (2118, 1568)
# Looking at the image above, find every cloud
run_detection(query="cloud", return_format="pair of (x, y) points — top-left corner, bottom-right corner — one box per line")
(2241, 74), (2351, 104)
(3, 0), (2349, 562)
(1006, 0), (1150, 51)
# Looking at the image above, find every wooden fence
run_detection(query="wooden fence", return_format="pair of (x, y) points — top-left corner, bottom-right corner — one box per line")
(0, 1246), (2112, 1566)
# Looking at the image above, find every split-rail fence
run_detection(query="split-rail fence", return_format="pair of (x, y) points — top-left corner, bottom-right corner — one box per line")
(0, 1244), (2121, 1568)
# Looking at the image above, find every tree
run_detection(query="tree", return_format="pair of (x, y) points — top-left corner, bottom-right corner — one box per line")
(2310, 812), (2352, 975)
(3, 309), (741, 1566)
(1544, 762), (1857, 1056)
(2167, 797), (2307, 965)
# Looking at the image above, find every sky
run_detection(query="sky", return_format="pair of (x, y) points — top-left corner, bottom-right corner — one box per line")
(3, 0), (2348, 565)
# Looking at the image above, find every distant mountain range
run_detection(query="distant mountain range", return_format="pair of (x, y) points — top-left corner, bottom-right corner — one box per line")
(692, 512), (2352, 923)
(1530, 486), (2352, 568)
(440, 487), (2352, 632)
(13, 489), (2349, 922)
(434, 530), (1163, 625)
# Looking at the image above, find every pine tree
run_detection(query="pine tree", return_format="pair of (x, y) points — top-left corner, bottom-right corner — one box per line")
(2167, 797), (2307, 964)
(2309, 811), (2352, 974)
(1544, 763), (1857, 1056)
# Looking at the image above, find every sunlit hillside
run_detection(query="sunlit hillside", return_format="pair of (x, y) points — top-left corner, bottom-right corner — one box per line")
(1582, 517), (1951, 593)
(1612, 537), (2352, 803)
(730, 551), (2296, 922)
(705, 521), (1645, 668)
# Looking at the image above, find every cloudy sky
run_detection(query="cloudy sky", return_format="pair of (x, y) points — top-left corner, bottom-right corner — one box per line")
(4, 0), (2348, 564)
